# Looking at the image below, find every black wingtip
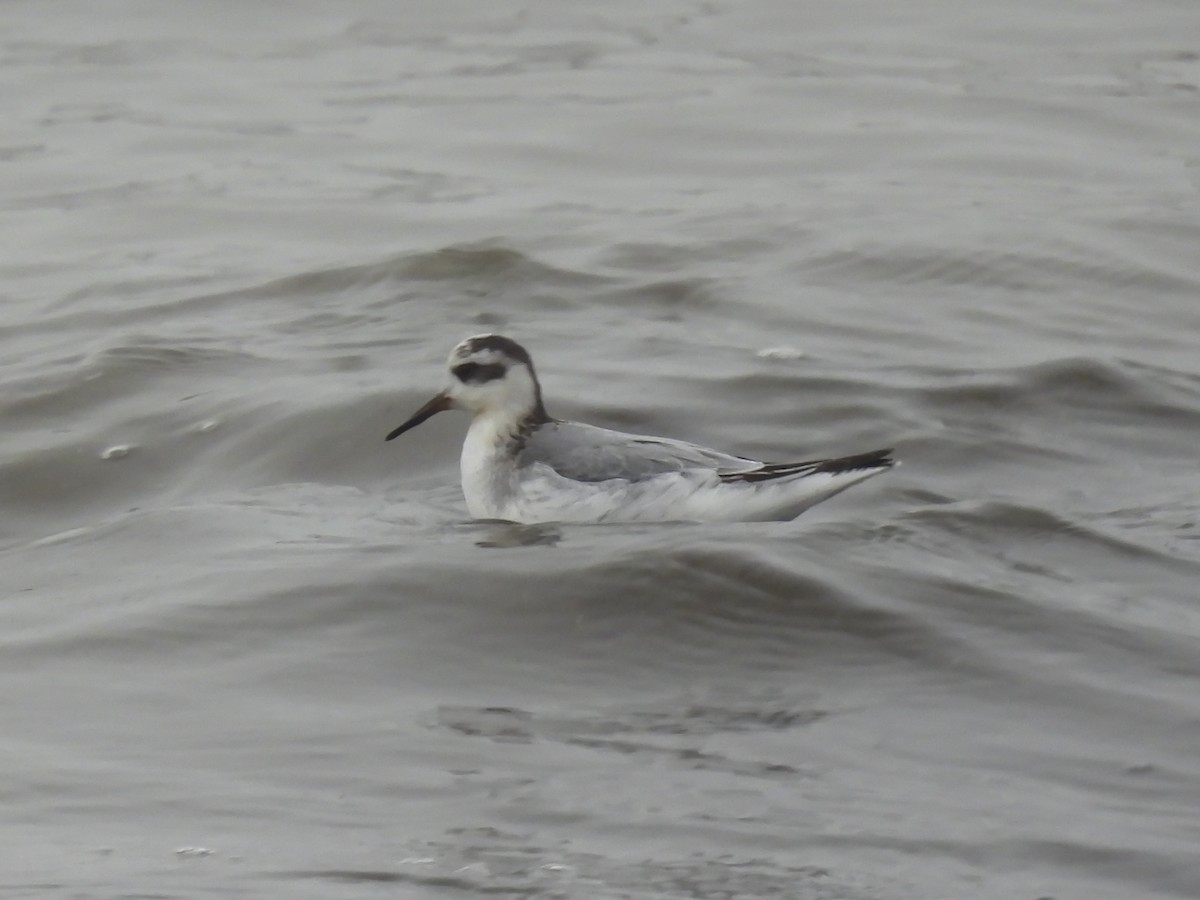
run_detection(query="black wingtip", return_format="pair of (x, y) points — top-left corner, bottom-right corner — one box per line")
(812, 447), (895, 476)
(720, 447), (896, 484)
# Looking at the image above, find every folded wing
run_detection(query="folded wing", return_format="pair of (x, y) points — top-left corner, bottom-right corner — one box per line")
(717, 447), (895, 484)
(519, 421), (893, 486)
(518, 421), (755, 482)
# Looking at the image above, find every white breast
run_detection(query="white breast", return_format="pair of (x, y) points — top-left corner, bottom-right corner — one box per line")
(459, 413), (519, 519)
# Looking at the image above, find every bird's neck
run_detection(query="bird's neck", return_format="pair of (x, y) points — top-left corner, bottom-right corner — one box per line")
(465, 405), (544, 456)
(460, 406), (547, 519)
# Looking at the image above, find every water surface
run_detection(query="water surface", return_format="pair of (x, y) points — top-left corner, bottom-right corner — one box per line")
(4, 1), (1200, 898)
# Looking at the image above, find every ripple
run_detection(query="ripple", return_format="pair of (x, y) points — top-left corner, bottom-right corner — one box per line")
(4, 339), (271, 423)
(916, 356), (1200, 421)
(806, 243), (1200, 296)
(281, 837), (876, 900)
(236, 242), (608, 301)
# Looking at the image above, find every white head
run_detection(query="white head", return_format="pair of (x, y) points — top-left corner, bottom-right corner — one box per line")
(385, 334), (549, 441)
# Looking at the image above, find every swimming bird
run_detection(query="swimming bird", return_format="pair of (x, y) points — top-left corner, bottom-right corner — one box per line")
(385, 334), (895, 523)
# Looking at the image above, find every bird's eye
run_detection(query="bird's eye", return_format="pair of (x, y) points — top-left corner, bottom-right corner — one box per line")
(453, 361), (506, 383)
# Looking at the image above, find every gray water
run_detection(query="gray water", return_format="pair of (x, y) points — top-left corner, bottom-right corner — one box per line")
(4, 2), (1200, 898)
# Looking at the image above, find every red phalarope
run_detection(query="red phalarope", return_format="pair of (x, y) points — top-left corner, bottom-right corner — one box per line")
(386, 334), (895, 524)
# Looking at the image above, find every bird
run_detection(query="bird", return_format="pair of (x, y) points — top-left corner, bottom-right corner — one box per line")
(385, 334), (895, 524)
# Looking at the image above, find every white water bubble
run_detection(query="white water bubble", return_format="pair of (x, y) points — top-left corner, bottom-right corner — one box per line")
(175, 846), (214, 858)
(756, 346), (805, 361)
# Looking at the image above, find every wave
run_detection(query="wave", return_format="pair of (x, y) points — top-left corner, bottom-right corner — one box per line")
(804, 243), (1200, 296)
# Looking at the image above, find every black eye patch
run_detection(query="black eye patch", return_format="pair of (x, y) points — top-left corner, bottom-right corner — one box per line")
(452, 361), (506, 384)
